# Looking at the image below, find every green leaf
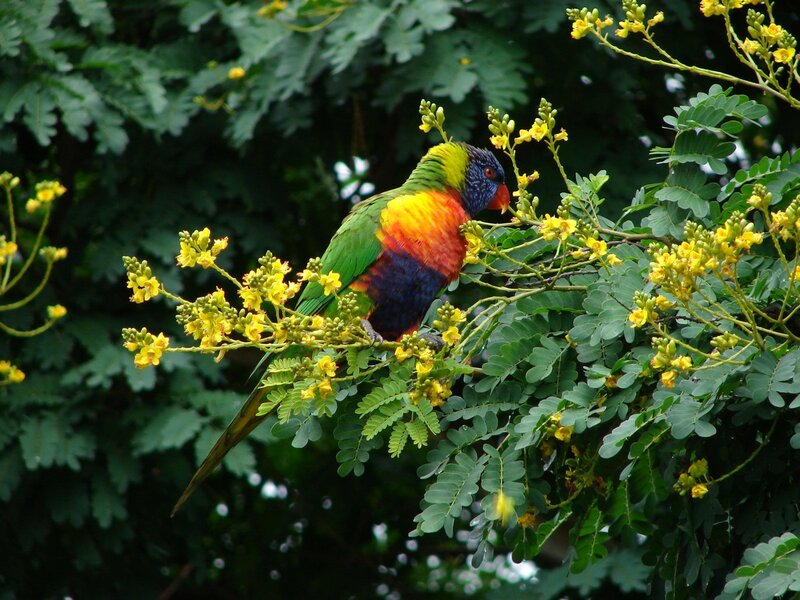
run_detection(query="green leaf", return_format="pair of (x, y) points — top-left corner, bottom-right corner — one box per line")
(91, 474), (127, 528)
(335, 411), (382, 476)
(418, 451), (486, 537)
(132, 407), (207, 454)
(655, 164), (719, 218)
(66, 0), (113, 33)
(746, 350), (800, 408)
(388, 420), (409, 457)
(19, 413), (61, 469)
(665, 397), (716, 439)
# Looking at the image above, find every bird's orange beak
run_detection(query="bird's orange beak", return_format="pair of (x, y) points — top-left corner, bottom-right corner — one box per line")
(487, 184), (510, 213)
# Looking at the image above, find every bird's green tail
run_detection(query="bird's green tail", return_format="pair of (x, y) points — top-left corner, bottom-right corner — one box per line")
(171, 384), (268, 517)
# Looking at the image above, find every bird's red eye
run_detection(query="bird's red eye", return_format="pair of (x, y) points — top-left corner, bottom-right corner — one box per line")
(484, 167), (496, 179)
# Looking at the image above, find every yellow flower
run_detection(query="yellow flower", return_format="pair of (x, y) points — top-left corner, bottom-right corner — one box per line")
(490, 134), (508, 150)
(734, 229), (763, 250)
(699, 0), (725, 17)
(442, 326), (461, 346)
(316, 355), (337, 378)
(416, 360), (433, 377)
(553, 128), (568, 142)
(395, 346), (413, 362)
(517, 510), (538, 529)
(494, 491), (516, 526)
(267, 281), (289, 305)
(419, 121), (433, 133)
(317, 378), (333, 397)
(459, 56), (471, 65)
(554, 425), (573, 442)
(773, 47), (796, 64)
(742, 39), (760, 54)
(628, 308), (650, 328)
(319, 271), (342, 296)
(691, 483), (709, 499)
(133, 333), (169, 368)
(9, 367), (25, 383)
(196, 250), (215, 268)
(671, 356), (692, 371)
(655, 295), (674, 310)
(25, 199), (40, 213)
(647, 11), (665, 26)
(571, 18), (592, 39)
(37, 188), (55, 203)
(606, 254), (622, 266)
(239, 286), (263, 311)
(273, 321), (287, 343)
(301, 385), (316, 400)
(793, 266), (800, 280)
(243, 313), (265, 342)
(539, 215), (577, 242)
(584, 237), (607, 259)
(228, 66), (246, 80)
(177, 241), (195, 268)
(763, 24), (785, 45)
(311, 315), (326, 330)
(47, 304), (67, 320)
(128, 274), (160, 303)
(464, 231), (484, 264)
(660, 369), (678, 388)
(531, 122), (548, 141)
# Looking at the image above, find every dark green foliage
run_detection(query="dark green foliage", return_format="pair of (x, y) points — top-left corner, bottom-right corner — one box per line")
(2, 1), (800, 598)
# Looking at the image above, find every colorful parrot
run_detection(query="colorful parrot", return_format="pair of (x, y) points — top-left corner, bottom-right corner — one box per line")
(171, 141), (509, 515)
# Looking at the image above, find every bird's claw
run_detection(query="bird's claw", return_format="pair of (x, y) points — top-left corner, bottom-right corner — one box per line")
(361, 319), (384, 346)
(419, 331), (445, 351)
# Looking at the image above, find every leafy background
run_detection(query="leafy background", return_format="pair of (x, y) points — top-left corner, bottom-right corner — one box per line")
(1, 0), (799, 598)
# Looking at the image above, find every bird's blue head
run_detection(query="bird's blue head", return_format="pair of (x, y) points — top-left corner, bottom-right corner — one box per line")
(461, 144), (509, 217)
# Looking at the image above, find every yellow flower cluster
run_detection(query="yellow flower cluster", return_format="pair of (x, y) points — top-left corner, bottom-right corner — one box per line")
(26, 180), (67, 213)
(419, 100), (446, 135)
(177, 227), (229, 269)
(123, 256), (161, 304)
(539, 214), (577, 242)
(539, 412), (575, 458)
(768, 194), (800, 241)
(673, 458), (710, 499)
(299, 258), (343, 297)
(177, 289), (236, 348)
(719, 2), (799, 64)
(122, 328), (170, 368)
(39, 246), (68, 263)
(300, 354), (338, 400)
(700, 0), (761, 17)
(241, 252), (301, 309)
(649, 337), (693, 389)
(0, 360), (26, 384)
(432, 302), (467, 347)
(647, 216), (763, 301)
(566, 8), (614, 40)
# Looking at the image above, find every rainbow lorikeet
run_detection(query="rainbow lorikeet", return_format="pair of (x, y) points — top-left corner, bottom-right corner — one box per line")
(172, 142), (509, 515)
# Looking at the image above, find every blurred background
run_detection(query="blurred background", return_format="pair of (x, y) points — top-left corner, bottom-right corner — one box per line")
(0, 0), (798, 597)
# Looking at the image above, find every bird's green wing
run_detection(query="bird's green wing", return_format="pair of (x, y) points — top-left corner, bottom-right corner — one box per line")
(294, 191), (390, 315)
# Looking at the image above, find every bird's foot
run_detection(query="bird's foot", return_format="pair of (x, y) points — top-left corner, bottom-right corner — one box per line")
(361, 319), (384, 346)
(419, 331), (445, 351)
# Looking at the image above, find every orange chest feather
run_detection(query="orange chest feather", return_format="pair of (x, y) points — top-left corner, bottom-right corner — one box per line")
(377, 190), (469, 281)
